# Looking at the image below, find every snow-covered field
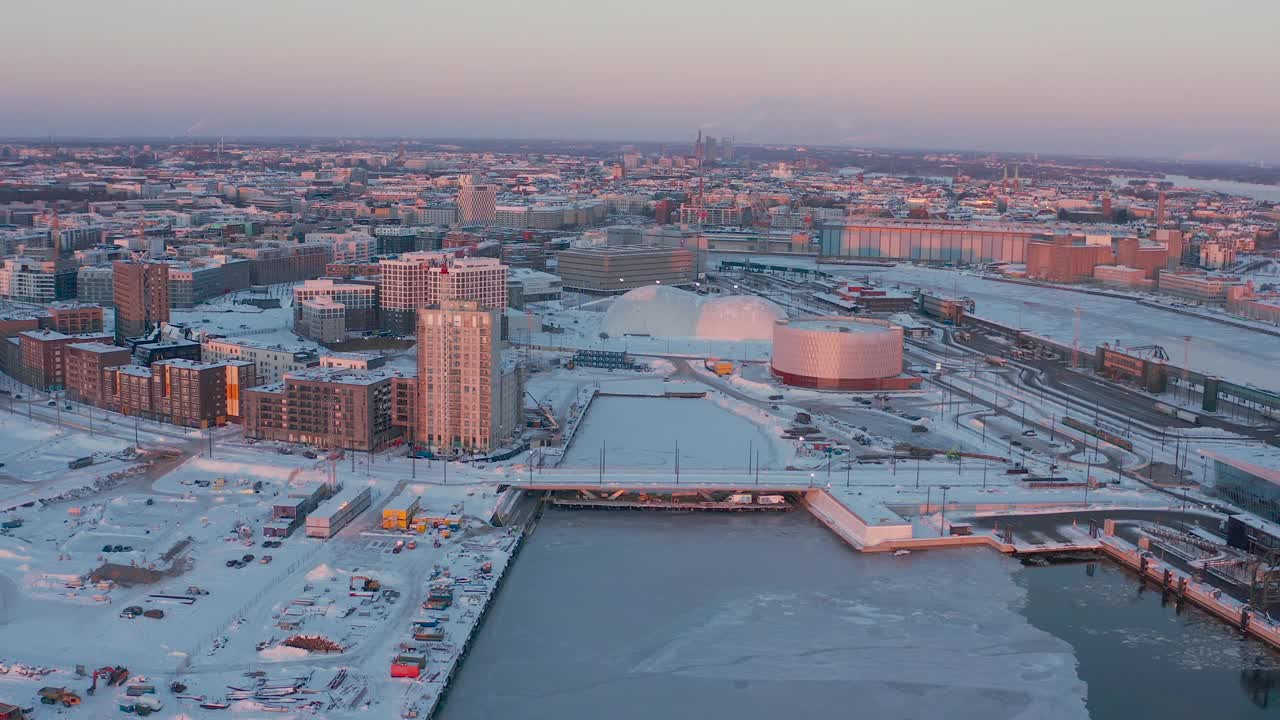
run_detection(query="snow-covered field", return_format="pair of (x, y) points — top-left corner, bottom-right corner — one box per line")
(171, 298), (320, 349)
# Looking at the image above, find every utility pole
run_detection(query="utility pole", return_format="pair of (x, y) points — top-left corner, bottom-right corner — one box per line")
(939, 485), (951, 536)
(1071, 306), (1081, 368)
(915, 457), (921, 489)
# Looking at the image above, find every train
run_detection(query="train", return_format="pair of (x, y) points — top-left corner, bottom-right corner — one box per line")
(1153, 402), (1200, 425)
(1061, 416), (1134, 451)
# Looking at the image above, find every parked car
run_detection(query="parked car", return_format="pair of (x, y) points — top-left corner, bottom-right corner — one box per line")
(241, 554), (255, 563)
(1022, 430), (1036, 437)
(260, 555), (273, 564)
(46, 400), (56, 406)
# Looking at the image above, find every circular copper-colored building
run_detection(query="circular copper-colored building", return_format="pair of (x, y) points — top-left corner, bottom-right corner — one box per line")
(771, 316), (913, 390)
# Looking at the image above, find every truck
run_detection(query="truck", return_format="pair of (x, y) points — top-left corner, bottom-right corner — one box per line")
(709, 360), (734, 376)
(727, 494), (753, 505)
(38, 687), (80, 707)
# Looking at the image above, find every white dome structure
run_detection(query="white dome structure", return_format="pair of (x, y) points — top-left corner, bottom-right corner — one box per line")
(696, 295), (787, 340)
(603, 286), (785, 341)
(603, 285), (702, 337)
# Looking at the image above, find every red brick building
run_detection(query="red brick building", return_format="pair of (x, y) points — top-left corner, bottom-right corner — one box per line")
(18, 329), (114, 390)
(65, 342), (132, 405)
(113, 260), (170, 342)
(242, 367), (404, 451)
(101, 358), (256, 427)
(48, 302), (105, 335)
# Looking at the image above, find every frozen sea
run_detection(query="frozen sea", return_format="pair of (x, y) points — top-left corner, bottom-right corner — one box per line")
(438, 510), (1089, 720)
(562, 396), (783, 470)
(440, 510), (1280, 720)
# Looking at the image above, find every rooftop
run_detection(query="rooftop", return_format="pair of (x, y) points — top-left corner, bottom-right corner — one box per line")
(283, 366), (411, 386)
(781, 317), (897, 334)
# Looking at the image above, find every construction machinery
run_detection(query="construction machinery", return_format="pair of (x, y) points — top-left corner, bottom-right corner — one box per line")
(87, 666), (129, 695)
(38, 687), (80, 707)
(349, 575), (380, 593)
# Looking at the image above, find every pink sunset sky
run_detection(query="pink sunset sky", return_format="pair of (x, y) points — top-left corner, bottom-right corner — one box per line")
(2, 0), (1277, 161)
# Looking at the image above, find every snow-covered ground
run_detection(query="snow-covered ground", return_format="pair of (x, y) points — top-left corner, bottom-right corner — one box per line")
(867, 266), (1280, 390)
(522, 304), (773, 361)
(709, 254), (1280, 391)
(171, 295), (320, 349)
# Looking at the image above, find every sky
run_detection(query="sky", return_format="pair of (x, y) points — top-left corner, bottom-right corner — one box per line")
(2, 0), (1278, 162)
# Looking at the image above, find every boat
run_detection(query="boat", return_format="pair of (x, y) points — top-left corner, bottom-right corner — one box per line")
(200, 701), (231, 709)
(892, 549), (911, 557)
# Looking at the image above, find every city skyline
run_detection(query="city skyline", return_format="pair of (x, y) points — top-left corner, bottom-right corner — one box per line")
(3, 0), (1278, 162)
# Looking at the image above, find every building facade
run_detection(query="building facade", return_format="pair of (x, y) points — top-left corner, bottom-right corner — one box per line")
(113, 259), (170, 342)
(242, 367), (404, 451)
(556, 245), (695, 293)
(201, 337), (319, 385)
(408, 301), (520, 453)
(457, 182), (498, 225)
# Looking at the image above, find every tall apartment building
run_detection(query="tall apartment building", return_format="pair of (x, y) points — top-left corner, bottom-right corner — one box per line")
(457, 181), (498, 225)
(408, 300), (520, 453)
(378, 253), (508, 334)
(113, 259), (170, 343)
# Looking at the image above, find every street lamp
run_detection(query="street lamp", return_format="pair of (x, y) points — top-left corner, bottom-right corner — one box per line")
(939, 485), (951, 536)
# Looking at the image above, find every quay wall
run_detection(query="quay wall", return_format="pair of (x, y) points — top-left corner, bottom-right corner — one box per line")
(801, 489), (912, 548)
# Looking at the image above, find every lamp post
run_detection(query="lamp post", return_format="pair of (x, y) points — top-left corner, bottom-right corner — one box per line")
(939, 485), (951, 536)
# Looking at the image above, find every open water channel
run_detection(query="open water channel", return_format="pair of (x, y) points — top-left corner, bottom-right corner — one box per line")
(437, 509), (1280, 720)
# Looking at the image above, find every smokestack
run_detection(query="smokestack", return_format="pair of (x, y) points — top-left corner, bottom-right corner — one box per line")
(1156, 191), (1167, 227)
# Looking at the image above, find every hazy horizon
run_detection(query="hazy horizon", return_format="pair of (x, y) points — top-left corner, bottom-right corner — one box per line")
(4, 0), (1278, 163)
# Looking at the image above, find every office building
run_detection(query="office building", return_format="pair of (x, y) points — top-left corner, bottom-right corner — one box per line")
(820, 219), (1078, 264)
(292, 278), (379, 336)
(76, 265), (115, 305)
(457, 179), (498, 224)
(556, 245), (695, 293)
(1156, 271), (1247, 306)
(113, 260), (170, 343)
